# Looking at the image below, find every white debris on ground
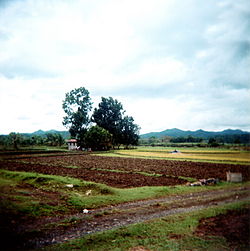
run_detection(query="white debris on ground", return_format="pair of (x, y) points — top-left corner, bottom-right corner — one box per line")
(85, 190), (92, 196)
(65, 184), (74, 188)
(83, 209), (89, 214)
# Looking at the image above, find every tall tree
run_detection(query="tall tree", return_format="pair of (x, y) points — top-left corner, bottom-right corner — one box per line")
(92, 97), (140, 148)
(62, 87), (92, 145)
(120, 116), (140, 148)
(92, 97), (124, 146)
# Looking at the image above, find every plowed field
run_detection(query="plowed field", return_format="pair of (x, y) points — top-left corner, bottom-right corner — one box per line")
(0, 153), (249, 188)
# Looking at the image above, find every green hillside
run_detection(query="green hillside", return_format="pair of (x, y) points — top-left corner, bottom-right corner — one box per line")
(140, 128), (250, 144)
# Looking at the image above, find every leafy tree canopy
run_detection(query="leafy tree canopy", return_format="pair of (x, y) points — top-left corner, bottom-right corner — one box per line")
(92, 97), (124, 145)
(45, 133), (64, 146)
(92, 97), (140, 148)
(62, 89), (140, 149)
(62, 87), (92, 139)
(120, 116), (140, 148)
(85, 125), (112, 151)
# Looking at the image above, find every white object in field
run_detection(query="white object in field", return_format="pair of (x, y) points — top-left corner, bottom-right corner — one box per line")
(85, 190), (92, 196)
(83, 209), (89, 214)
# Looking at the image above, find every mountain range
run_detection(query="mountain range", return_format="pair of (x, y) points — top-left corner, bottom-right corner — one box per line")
(140, 128), (250, 139)
(22, 129), (70, 139)
(4, 128), (250, 140)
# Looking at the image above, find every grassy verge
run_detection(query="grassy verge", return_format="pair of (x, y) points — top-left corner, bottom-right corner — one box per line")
(42, 201), (250, 251)
(1, 169), (249, 217)
(0, 169), (115, 216)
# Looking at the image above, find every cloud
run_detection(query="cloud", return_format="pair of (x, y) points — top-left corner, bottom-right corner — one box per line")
(194, 0), (250, 89)
(17, 116), (30, 121)
(0, 0), (249, 134)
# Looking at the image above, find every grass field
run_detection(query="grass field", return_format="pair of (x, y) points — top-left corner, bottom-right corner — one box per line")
(96, 146), (250, 164)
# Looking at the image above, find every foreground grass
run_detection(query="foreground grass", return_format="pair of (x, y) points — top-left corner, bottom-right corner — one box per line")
(0, 169), (115, 216)
(0, 169), (249, 217)
(43, 201), (250, 251)
(95, 146), (250, 165)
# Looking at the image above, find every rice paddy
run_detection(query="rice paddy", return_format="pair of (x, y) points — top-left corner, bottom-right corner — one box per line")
(97, 146), (250, 164)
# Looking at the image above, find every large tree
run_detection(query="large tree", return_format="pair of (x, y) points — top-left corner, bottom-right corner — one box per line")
(92, 97), (140, 148)
(120, 116), (140, 148)
(92, 97), (124, 146)
(62, 87), (92, 144)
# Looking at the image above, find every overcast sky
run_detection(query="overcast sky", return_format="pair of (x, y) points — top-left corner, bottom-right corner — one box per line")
(0, 0), (249, 135)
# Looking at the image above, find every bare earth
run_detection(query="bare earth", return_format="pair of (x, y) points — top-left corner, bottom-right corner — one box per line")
(1, 153), (250, 188)
(0, 153), (249, 250)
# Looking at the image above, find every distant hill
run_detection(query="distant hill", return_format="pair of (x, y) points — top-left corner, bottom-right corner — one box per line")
(23, 129), (70, 139)
(140, 128), (250, 139)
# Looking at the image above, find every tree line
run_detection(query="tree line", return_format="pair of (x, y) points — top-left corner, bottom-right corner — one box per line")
(62, 87), (140, 150)
(140, 134), (250, 147)
(0, 132), (65, 150)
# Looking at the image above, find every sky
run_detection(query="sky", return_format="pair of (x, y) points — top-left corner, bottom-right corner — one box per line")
(0, 0), (249, 135)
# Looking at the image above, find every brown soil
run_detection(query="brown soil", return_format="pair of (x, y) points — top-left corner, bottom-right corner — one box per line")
(0, 153), (249, 188)
(0, 153), (250, 250)
(195, 208), (250, 250)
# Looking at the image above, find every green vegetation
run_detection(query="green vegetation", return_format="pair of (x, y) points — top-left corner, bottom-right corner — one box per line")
(1, 169), (247, 217)
(66, 165), (80, 169)
(43, 201), (250, 251)
(61, 87), (140, 149)
(84, 125), (112, 151)
(91, 96), (140, 149)
(140, 128), (250, 145)
(0, 132), (67, 150)
(0, 170), (113, 216)
(62, 87), (93, 143)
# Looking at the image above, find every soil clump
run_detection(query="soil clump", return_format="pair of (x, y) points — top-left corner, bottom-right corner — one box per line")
(195, 207), (250, 250)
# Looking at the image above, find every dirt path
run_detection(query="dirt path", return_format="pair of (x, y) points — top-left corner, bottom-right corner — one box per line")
(14, 185), (250, 250)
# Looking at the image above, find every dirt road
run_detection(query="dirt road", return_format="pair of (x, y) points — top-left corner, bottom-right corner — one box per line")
(6, 185), (249, 250)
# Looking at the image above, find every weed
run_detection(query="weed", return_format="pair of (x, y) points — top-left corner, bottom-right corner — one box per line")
(94, 210), (111, 218)
(66, 165), (79, 169)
